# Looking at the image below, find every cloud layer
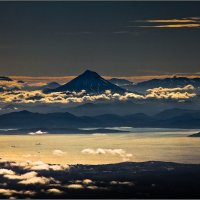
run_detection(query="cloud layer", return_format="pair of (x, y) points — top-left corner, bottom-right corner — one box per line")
(10, 160), (69, 171)
(0, 84), (196, 105)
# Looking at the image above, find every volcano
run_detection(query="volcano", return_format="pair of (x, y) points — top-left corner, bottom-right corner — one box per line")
(45, 70), (126, 94)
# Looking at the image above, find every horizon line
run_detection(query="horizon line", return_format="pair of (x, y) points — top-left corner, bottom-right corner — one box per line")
(8, 74), (200, 83)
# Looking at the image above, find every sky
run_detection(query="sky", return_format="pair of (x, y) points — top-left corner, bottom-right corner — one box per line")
(0, 1), (200, 78)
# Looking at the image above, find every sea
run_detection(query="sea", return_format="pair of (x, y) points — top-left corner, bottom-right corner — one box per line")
(0, 127), (200, 165)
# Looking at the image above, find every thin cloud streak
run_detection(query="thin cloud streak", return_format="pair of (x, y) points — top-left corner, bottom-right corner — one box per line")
(136, 24), (200, 28)
(129, 17), (200, 29)
(133, 18), (200, 23)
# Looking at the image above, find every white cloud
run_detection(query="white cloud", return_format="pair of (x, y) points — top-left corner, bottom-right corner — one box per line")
(0, 189), (36, 197)
(25, 161), (50, 171)
(52, 150), (66, 156)
(2, 169), (53, 185)
(92, 133), (107, 136)
(147, 85), (195, 93)
(18, 176), (50, 185)
(81, 148), (133, 161)
(28, 130), (47, 135)
(87, 186), (99, 190)
(4, 171), (37, 180)
(0, 189), (20, 196)
(23, 190), (36, 196)
(22, 154), (37, 158)
(46, 188), (64, 194)
(0, 168), (15, 175)
(49, 164), (69, 171)
(65, 184), (84, 189)
(10, 160), (69, 171)
(82, 179), (93, 185)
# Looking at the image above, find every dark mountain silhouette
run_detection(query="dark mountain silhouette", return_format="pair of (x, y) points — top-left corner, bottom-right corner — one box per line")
(1, 108), (200, 129)
(66, 99), (190, 116)
(127, 77), (200, 93)
(92, 113), (150, 127)
(45, 70), (126, 94)
(149, 112), (200, 128)
(67, 101), (155, 116)
(17, 80), (25, 83)
(24, 81), (61, 91)
(0, 110), (150, 129)
(189, 132), (200, 137)
(41, 82), (61, 91)
(0, 110), (96, 129)
(154, 108), (198, 120)
(0, 76), (13, 81)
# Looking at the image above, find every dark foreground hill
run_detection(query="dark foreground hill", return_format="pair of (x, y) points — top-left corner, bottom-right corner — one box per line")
(0, 160), (200, 199)
(1, 108), (200, 129)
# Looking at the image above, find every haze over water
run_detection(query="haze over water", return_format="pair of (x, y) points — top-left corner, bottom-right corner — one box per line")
(1, 128), (200, 165)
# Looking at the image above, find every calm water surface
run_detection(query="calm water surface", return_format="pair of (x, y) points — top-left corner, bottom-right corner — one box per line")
(0, 128), (200, 165)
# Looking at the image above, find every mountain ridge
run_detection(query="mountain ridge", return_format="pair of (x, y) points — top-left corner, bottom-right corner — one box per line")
(127, 76), (200, 93)
(1, 108), (200, 129)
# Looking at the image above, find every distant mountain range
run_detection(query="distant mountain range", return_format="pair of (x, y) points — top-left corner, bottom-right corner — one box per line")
(22, 81), (61, 91)
(0, 108), (200, 129)
(39, 82), (61, 90)
(0, 76), (25, 83)
(1, 73), (200, 95)
(125, 77), (200, 93)
(45, 81), (60, 88)
(45, 70), (127, 94)
(66, 101), (166, 116)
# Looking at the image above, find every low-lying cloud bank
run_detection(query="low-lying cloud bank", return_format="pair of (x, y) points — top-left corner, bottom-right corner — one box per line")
(0, 80), (23, 90)
(0, 188), (36, 197)
(1, 159), (200, 198)
(0, 85), (196, 105)
(0, 80), (48, 91)
(0, 159), (137, 198)
(81, 148), (133, 161)
(4, 171), (51, 185)
(0, 160), (68, 198)
(10, 160), (69, 171)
